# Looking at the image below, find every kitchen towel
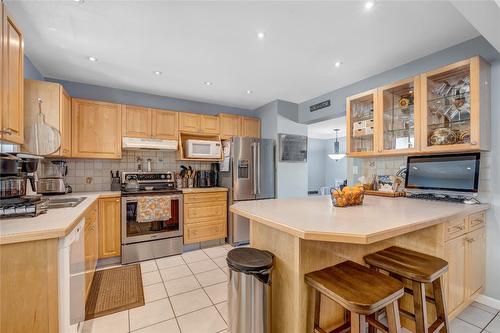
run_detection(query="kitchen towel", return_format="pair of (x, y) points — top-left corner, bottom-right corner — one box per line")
(136, 196), (171, 222)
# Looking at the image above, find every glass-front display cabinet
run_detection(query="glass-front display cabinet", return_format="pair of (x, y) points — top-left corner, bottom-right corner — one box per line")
(421, 56), (488, 152)
(378, 76), (420, 154)
(346, 89), (377, 156)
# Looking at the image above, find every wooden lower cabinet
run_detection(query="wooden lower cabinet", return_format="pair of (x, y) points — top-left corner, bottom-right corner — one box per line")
(183, 191), (227, 244)
(84, 202), (99, 299)
(0, 239), (59, 333)
(444, 221), (486, 318)
(98, 196), (121, 259)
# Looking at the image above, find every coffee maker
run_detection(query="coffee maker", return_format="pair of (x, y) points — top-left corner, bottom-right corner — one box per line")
(0, 153), (48, 217)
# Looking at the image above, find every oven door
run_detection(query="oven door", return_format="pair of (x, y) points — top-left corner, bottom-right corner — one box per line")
(121, 194), (183, 244)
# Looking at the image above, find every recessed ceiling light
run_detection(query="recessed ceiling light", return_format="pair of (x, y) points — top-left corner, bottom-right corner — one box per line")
(334, 61), (342, 68)
(74, 0), (84, 3)
(87, 56), (98, 62)
(204, 81), (213, 86)
(246, 90), (252, 94)
(365, 1), (375, 10)
(48, 27), (57, 32)
(257, 32), (265, 40)
(153, 71), (162, 76)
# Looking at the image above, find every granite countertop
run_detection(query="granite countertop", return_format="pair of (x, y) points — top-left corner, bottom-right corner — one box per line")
(0, 191), (120, 245)
(230, 196), (489, 244)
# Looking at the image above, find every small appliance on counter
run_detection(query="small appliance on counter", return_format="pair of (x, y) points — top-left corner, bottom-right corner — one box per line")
(38, 160), (72, 195)
(0, 153), (49, 218)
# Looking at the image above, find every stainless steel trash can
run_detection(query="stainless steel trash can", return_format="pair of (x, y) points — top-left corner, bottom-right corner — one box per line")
(227, 248), (274, 333)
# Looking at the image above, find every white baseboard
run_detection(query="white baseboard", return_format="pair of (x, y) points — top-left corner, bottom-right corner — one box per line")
(475, 294), (500, 310)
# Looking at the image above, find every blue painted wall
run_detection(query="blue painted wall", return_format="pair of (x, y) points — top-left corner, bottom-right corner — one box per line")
(24, 55), (44, 80)
(307, 137), (347, 193)
(45, 78), (254, 116)
(299, 36), (500, 124)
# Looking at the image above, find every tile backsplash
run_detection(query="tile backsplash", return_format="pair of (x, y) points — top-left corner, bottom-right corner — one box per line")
(39, 150), (213, 192)
(351, 156), (407, 183)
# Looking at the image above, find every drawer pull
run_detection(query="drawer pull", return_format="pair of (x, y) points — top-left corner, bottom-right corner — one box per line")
(448, 224), (465, 233)
(465, 237), (475, 243)
(471, 219), (483, 226)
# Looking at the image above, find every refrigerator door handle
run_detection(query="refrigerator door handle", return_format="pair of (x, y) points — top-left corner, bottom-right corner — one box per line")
(257, 142), (261, 195)
(252, 142), (257, 195)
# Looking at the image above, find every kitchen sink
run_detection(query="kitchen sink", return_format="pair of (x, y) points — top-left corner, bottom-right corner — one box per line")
(47, 197), (87, 209)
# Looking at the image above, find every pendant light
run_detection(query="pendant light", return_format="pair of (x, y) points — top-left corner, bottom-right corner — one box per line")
(328, 129), (345, 160)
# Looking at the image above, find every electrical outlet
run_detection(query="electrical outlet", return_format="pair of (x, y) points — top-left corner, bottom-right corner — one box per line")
(85, 177), (93, 184)
(353, 166), (359, 175)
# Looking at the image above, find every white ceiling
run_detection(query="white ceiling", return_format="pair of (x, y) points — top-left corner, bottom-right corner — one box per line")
(308, 116), (346, 139)
(7, 1), (479, 110)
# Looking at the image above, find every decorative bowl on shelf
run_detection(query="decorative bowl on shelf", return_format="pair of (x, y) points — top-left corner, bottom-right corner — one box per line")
(429, 127), (458, 146)
(331, 186), (365, 207)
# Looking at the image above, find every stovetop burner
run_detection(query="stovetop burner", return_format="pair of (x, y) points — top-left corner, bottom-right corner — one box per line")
(0, 195), (49, 218)
(121, 171), (179, 196)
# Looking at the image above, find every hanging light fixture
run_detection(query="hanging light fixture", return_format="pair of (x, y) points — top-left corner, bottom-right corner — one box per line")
(328, 129), (345, 160)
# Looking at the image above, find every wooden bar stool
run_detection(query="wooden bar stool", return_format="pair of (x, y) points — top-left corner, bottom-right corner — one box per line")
(364, 246), (449, 333)
(305, 260), (404, 333)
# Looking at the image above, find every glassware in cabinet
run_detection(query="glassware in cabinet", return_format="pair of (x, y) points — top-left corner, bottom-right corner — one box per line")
(347, 90), (376, 155)
(378, 77), (420, 154)
(421, 57), (486, 151)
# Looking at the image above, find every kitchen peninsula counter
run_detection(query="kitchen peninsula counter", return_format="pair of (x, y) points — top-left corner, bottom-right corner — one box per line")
(0, 191), (120, 245)
(230, 196), (489, 333)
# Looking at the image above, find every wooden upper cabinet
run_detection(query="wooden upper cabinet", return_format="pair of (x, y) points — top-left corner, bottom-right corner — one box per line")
(98, 197), (121, 259)
(23, 80), (71, 157)
(219, 113), (241, 138)
(421, 56), (490, 153)
(152, 108), (178, 140)
(376, 76), (420, 155)
(346, 89), (377, 157)
(60, 89), (72, 156)
(122, 105), (151, 138)
(1, 5), (24, 144)
(179, 112), (201, 133)
(201, 115), (219, 134)
(241, 116), (260, 138)
(72, 98), (122, 159)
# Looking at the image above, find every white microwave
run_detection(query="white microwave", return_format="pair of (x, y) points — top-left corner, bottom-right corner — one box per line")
(184, 139), (221, 158)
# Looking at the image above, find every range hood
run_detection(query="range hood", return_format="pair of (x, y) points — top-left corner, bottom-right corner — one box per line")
(122, 137), (178, 151)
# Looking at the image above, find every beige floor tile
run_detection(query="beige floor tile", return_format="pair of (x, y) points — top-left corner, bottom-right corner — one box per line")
(196, 268), (227, 287)
(129, 299), (175, 331)
(222, 267), (229, 275)
(188, 259), (218, 274)
(222, 244), (233, 251)
(215, 301), (228, 324)
(142, 270), (162, 286)
(177, 306), (227, 333)
(204, 282), (227, 304)
(82, 310), (129, 333)
(164, 275), (201, 296)
(202, 246), (228, 259)
(450, 318), (482, 333)
(132, 318), (180, 333)
(471, 301), (499, 315)
(458, 304), (496, 328)
(212, 256), (228, 269)
(156, 255), (184, 269)
(144, 283), (168, 303)
(140, 260), (158, 273)
(485, 314), (500, 333)
(169, 288), (212, 316)
(160, 264), (193, 281)
(182, 249), (210, 263)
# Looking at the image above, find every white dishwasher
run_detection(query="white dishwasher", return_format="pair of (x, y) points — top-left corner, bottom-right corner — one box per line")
(59, 218), (85, 333)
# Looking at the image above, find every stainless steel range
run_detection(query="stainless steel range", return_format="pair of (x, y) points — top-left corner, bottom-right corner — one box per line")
(121, 172), (183, 264)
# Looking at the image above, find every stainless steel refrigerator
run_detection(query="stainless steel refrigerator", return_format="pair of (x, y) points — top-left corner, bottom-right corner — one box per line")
(220, 137), (275, 245)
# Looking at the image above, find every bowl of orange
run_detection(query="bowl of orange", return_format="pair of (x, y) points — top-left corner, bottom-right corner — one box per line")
(331, 186), (365, 207)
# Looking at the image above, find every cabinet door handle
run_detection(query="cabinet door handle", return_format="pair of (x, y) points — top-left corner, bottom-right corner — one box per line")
(465, 237), (475, 243)
(1, 128), (14, 135)
(471, 141), (478, 145)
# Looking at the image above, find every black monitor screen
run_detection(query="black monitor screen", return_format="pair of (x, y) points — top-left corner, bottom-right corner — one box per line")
(405, 153), (480, 192)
